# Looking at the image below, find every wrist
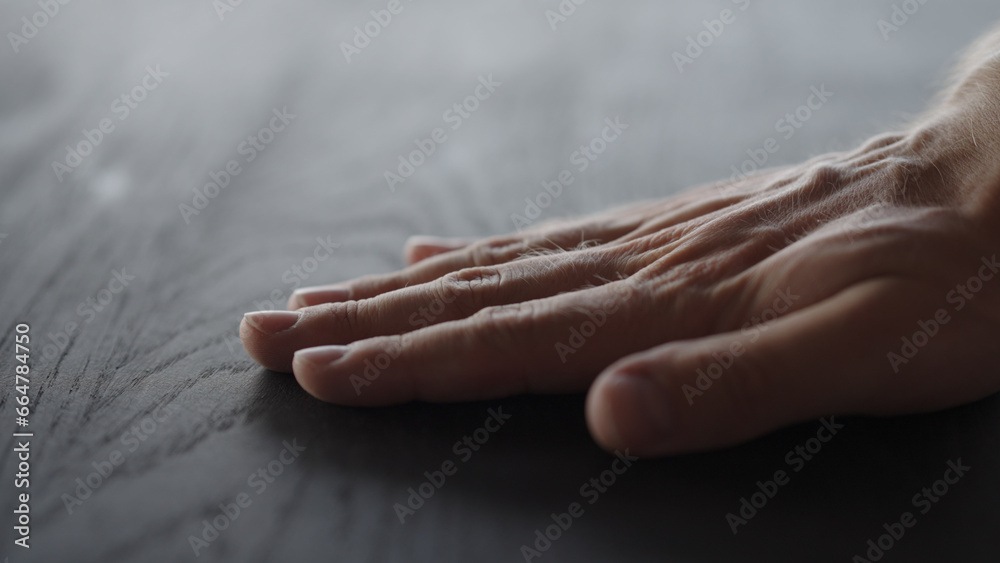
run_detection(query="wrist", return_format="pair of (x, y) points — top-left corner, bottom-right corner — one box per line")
(899, 99), (1000, 221)
(913, 27), (1000, 219)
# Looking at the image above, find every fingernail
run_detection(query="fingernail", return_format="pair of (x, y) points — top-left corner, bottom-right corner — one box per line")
(290, 285), (351, 309)
(604, 372), (673, 447)
(295, 345), (350, 366)
(243, 311), (300, 334)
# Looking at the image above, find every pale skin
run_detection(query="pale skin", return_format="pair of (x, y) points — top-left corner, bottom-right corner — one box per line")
(241, 25), (1000, 457)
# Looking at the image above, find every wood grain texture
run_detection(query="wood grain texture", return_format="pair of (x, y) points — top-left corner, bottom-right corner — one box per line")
(1, 1), (998, 561)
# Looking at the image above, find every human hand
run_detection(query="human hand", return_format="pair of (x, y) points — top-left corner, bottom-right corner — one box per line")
(240, 30), (1000, 457)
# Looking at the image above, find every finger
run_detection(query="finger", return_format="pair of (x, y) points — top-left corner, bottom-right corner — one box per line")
(403, 236), (475, 265)
(288, 235), (476, 310)
(289, 220), (645, 308)
(244, 249), (637, 372)
(584, 277), (993, 457)
(290, 280), (668, 406)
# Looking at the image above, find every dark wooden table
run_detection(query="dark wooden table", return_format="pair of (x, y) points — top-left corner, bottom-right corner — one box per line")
(2, 1), (998, 561)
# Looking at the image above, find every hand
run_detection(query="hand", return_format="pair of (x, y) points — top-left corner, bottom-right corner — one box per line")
(240, 31), (1000, 457)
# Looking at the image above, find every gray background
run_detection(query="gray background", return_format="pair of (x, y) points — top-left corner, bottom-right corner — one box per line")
(1, 0), (998, 561)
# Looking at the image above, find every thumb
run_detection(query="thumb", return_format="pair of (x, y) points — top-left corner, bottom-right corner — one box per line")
(585, 279), (945, 456)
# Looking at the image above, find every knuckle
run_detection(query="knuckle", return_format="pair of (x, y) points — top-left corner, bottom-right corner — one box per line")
(807, 162), (847, 187)
(321, 299), (362, 333)
(798, 163), (849, 200)
(437, 267), (503, 317)
(860, 132), (907, 153)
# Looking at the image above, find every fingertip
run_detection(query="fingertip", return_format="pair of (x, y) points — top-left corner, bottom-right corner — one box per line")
(292, 358), (323, 402)
(239, 318), (293, 373)
(587, 368), (676, 457)
(238, 316), (256, 353)
(585, 373), (625, 452)
(243, 311), (300, 335)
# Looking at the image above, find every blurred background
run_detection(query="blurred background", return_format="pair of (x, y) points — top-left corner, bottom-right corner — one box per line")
(5, 0), (997, 249)
(2, 1), (999, 562)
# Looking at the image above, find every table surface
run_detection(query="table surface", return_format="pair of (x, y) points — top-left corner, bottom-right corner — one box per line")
(1, 1), (998, 562)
